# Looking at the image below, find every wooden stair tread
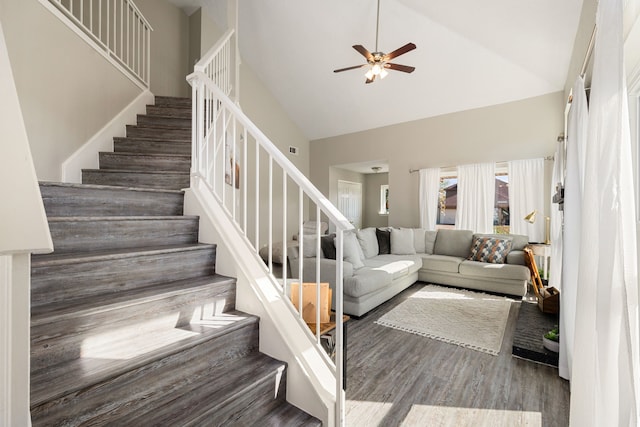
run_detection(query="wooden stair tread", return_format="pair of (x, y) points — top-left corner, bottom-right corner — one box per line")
(99, 151), (191, 159)
(260, 402), (323, 426)
(115, 352), (286, 426)
(47, 215), (198, 222)
(82, 168), (189, 174)
(39, 180), (184, 194)
(31, 273), (234, 321)
(113, 136), (191, 144)
(31, 311), (257, 407)
(31, 243), (215, 265)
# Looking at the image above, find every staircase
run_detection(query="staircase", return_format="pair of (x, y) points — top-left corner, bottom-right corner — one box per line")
(30, 96), (321, 426)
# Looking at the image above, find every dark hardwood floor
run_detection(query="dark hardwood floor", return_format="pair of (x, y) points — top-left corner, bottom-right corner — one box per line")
(345, 282), (569, 427)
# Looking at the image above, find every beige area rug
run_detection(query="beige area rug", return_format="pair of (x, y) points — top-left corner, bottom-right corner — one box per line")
(375, 284), (512, 355)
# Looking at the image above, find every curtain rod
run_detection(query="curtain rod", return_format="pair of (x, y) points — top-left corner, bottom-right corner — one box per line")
(568, 26), (597, 104)
(408, 156), (555, 173)
(580, 26), (597, 78)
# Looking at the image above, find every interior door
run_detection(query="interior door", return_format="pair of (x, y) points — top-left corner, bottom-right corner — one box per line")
(337, 180), (363, 229)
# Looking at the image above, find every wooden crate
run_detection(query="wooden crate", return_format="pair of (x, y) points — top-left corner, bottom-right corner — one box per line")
(289, 282), (332, 323)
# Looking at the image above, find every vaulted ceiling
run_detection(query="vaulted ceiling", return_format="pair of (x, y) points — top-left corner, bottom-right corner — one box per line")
(173, 0), (585, 140)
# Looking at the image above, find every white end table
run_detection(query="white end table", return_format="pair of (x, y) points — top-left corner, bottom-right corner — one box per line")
(528, 243), (551, 281)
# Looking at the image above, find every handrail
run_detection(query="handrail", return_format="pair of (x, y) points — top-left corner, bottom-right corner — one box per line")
(187, 72), (352, 231)
(187, 32), (350, 425)
(45, 0), (152, 88)
(194, 29), (233, 72)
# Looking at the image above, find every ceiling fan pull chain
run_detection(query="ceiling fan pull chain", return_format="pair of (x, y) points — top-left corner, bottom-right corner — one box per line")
(375, 0), (381, 52)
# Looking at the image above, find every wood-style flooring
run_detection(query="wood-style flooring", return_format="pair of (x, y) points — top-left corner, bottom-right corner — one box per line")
(345, 282), (569, 427)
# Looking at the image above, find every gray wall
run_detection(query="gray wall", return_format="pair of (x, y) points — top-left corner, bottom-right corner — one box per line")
(311, 91), (564, 228)
(364, 172), (389, 228)
(1, 0), (142, 181)
(240, 63), (311, 245)
(135, 0), (190, 98)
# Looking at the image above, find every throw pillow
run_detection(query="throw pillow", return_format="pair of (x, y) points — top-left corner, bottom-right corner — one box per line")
(468, 236), (513, 264)
(412, 228), (427, 253)
(356, 227), (379, 258)
(321, 234), (337, 259)
(376, 228), (391, 254)
(391, 228), (416, 255)
(301, 236), (322, 258)
(340, 232), (365, 269)
(425, 231), (437, 254)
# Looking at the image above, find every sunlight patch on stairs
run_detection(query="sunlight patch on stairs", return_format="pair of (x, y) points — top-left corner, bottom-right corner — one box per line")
(80, 314), (199, 360)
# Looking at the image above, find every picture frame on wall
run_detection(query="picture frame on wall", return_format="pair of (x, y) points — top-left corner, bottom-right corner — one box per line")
(224, 134), (240, 189)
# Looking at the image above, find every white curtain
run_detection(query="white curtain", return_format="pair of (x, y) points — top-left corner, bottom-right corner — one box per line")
(455, 163), (495, 233)
(507, 158), (545, 242)
(548, 143), (564, 290)
(418, 168), (440, 231)
(570, 0), (640, 424)
(560, 76), (588, 382)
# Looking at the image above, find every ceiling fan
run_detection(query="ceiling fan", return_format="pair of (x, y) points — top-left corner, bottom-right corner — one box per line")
(334, 0), (416, 84)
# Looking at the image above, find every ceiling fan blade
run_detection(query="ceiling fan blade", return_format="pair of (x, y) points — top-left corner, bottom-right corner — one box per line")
(334, 64), (367, 73)
(385, 62), (416, 73)
(383, 42), (416, 61)
(353, 45), (373, 61)
(365, 74), (376, 84)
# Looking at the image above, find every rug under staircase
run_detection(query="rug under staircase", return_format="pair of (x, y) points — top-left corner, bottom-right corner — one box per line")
(30, 96), (321, 426)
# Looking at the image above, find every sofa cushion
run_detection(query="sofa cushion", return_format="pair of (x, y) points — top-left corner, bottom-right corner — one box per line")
(425, 231), (437, 254)
(344, 268), (393, 298)
(391, 228), (416, 255)
(321, 234), (336, 259)
(363, 254), (421, 279)
(412, 228), (427, 253)
(506, 250), (525, 265)
(357, 228), (379, 258)
(459, 260), (530, 281)
(376, 228), (391, 254)
(420, 254), (465, 273)
(468, 236), (512, 264)
(342, 232), (365, 269)
(433, 229), (474, 258)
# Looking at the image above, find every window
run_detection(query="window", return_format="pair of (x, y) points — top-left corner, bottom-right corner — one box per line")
(435, 169), (510, 233)
(379, 184), (389, 215)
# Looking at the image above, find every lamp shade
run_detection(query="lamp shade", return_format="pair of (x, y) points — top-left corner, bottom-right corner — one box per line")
(524, 210), (538, 224)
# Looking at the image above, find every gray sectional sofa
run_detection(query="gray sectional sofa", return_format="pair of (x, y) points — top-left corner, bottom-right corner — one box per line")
(288, 228), (531, 316)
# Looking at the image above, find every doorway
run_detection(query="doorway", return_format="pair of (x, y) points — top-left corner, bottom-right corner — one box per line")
(337, 180), (362, 229)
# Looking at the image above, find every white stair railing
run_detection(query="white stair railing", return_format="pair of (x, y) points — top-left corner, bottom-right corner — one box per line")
(187, 30), (350, 426)
(46, 0), (152, 87)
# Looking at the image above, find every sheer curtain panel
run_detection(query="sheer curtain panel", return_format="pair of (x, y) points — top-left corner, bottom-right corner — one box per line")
(507, 158), (545, 242)
(418, 168), (440, 231)
(548, 143), (564, 290)
(559, 76), (588, 383)
(570, 0), (640, 423)
(455, 163), (495, 233)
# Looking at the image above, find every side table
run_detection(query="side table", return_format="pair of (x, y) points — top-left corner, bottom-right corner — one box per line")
(528, 243), (551, 281)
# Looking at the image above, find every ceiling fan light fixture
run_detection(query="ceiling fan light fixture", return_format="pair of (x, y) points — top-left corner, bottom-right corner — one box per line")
(333, 0), (416, 84)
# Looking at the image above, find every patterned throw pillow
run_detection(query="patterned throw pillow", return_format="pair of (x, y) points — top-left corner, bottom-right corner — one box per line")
(468, 236), (512, 264)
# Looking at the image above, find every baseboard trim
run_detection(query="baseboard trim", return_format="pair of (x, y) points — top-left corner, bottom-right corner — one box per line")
(61, 90), (154, 183)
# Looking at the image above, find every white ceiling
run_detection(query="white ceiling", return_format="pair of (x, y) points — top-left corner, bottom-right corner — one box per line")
(171, 0), (584, 141)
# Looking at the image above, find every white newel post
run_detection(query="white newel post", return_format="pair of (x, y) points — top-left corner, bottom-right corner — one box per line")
(0, 254), (33, 427)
